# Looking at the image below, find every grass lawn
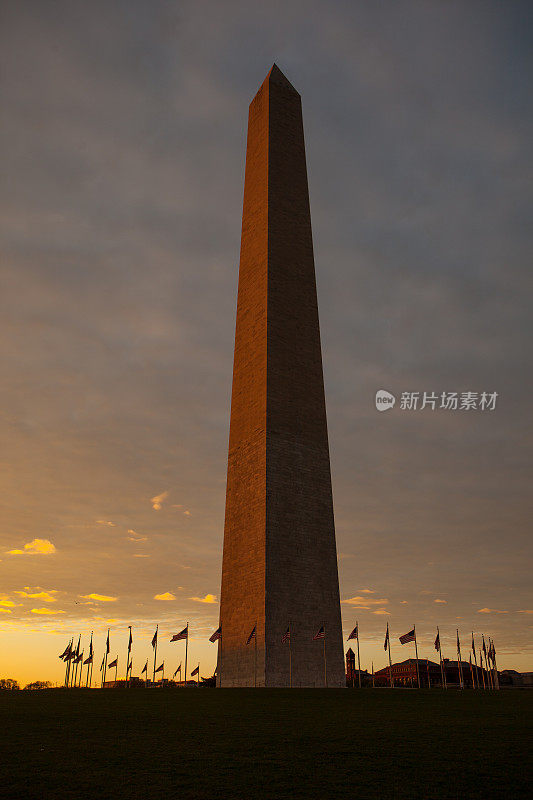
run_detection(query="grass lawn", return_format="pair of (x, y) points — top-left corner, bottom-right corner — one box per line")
(1, 688), (531, 800)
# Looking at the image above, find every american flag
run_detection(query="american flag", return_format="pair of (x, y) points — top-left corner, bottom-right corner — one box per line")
(434, 632), (440, 651)
(348, 625), (358, 641)
(173, 664), (181, 678)
(151, 627), (158, 648)
(313, 626), (325, 640)
(59, 642), (71, 660)
(471, 633), (476, 654)
(83, 654), (93, 666)
(106, 630), (110, 655)
(127, 627), (133, 653)
(384, 626), (389, 650)
(190, 665), (199, 677)
(141, 661), (148, 674)
(209, 626), (222, 643)
(170, 626), (188, 642)
(399, 628), (415, 645)
(108, 657), (118, 669)
(246, 625), (256, 645)
(155, 662), (164, 673)
(281, 626), (290, 644)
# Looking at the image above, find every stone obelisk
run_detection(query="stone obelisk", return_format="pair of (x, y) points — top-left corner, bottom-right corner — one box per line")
(217, 65), (344, 688)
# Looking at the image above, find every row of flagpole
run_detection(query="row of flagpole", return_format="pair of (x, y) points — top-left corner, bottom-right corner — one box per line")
(58, 620), (500, 689)
(58, 623), (202, 687)
(348, 621), (500, 689)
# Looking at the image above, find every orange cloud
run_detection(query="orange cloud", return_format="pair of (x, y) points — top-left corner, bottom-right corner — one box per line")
(7, 538), (56, 555)
(189, 594), (217, 604)
(96, 520), (116, 527)
(154, 592), (175, 601)
(373, 608), (391, 615)
(0, 608), (12, 614)
(358, 589), (375, 594)
(477, 608), (508, 614)
(79, 593), (117, 603)
(127, 530), (148, 542)
(0, 599), (18, 608)
(517, 610), (533, 614)
(434, 599), (447, 604)
(14, 590), (58, 602)
(151, 491), (168, 511)
(31, 608), (65, 615)
(342, 596), (388, 607)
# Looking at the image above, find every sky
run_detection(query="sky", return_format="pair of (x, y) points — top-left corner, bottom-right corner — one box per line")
(1, 0), (532, 686)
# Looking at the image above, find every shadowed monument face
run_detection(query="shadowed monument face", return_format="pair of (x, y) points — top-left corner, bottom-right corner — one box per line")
(217, 65), (345, 688)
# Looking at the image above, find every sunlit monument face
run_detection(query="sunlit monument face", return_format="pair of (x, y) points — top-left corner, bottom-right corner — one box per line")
(217, 65), (344, 688)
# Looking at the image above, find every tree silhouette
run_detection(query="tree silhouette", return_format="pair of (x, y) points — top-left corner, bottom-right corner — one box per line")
(0, 678), (20, 690)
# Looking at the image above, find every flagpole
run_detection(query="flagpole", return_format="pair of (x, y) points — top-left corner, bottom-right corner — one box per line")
(86, 632), (93, 687)
(64, 640), (71, 687)
(480, 650), (486, 689)
(472, 634), (479, 688)
(482, 636), (493, 689)
(152, 624), (158, 684)
(413, 625), (420, 688)
(426, 658), (431, 689)
(185, 622), (189, 684)
(356, 621), (361, 688)
(371, 661), (374, 688)
(103, 629), (109, 688)
(457, 630), (464, 689)
(115, 658), (118, 685)
(491, 639), (500, 690)
(197, 664), (200, 687)
(126, 626), (131, 685)
(469, 654), (475, 689)
(387, 623), (394, 688)
(323, 623), (327, 688)
(437, 625), (448, 689)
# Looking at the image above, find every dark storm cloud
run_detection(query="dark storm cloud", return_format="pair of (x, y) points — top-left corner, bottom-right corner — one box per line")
(0, 0), (531, 677)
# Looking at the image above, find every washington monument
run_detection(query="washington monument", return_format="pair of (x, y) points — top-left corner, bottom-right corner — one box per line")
(217, 65), (344, 688)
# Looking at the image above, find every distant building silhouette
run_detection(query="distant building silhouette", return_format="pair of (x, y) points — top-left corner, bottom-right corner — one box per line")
(373, 658), (490, 687)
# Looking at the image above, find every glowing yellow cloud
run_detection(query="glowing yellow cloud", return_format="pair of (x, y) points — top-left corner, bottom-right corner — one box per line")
(31, 608), (65, 615)
(151, 491), (168, 511)
(434, 599), (447, 603)
(373, 608), (391, 615)
(154, 592), (176, 601)
(79, 594), (117, 602)
(358, 589), (375, 594)
(0, 600), (18, 607)
(96, 520), (116, 527)
(477, 607), (507, 614)
(14, 590), (58, 602)
(183, 510), (191, 516)
(189, 594), (217, 604)
(0, 608), (12, 614)
(7, 538), (56, 555)
(342, 596), (388, 606)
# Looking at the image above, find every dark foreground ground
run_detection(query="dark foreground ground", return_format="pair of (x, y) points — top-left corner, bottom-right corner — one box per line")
(1, 688), (531, 800)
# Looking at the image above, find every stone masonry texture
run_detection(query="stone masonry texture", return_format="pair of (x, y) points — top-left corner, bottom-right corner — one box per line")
(217, 65), (344, 688)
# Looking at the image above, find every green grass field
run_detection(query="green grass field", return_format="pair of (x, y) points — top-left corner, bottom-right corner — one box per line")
(1, 688), (531, 800)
